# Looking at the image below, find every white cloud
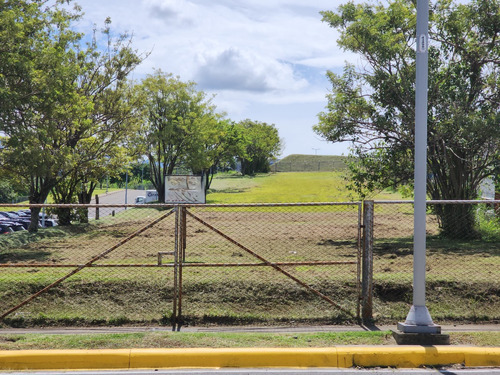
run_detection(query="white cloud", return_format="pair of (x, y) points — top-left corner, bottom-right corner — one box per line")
(71, 0), (352, 156)
(195, 48), (308, 92)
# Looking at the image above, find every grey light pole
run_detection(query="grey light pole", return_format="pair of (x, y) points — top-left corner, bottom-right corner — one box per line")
(397, 0), (440, 334)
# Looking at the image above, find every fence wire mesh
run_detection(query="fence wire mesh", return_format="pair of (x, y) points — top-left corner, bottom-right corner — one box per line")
(372, 201), (500, 323)
(1, 200), (497, 327)
(0, 203), (361, 327)
(0, 205), (177, 326)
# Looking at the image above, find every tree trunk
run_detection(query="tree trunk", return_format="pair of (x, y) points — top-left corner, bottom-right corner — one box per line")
(28, 207), (41, 232)
(433, 203), (479, 240)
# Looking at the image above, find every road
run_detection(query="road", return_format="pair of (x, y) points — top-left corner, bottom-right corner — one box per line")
(87, 189), (146, 219)
(91, 189), (146, 205)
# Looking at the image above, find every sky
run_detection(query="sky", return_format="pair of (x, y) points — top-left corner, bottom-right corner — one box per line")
(71, 0), (359, 158)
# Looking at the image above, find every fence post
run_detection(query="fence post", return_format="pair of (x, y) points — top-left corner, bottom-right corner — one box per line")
(172, 205), (179, 331)
(95, 195), (99, 220)
(362, 200), (374, 323)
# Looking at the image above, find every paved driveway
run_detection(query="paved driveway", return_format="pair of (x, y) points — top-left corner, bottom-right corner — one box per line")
(87, 189), (147, 219)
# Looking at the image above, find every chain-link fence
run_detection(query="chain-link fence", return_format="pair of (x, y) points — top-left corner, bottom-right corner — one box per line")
(371, 200), (499, 323)
(0, 200), (497, 327)
(0, 203), (361, 328)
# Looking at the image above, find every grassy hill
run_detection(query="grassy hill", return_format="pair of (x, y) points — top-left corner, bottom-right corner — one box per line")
(272, 154), (347, 172)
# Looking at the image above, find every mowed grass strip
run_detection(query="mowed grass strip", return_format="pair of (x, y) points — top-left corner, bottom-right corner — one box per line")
(0, 331), (498, 350)
(0, 331), (390, 350)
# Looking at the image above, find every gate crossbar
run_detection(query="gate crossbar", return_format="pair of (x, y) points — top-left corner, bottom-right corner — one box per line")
(186, 210), (355, 318)
(0, 209), (175, 321)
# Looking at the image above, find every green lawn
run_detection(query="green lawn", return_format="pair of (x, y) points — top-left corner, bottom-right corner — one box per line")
(207, 172), (404, 204)
(0, 331), (498, 349)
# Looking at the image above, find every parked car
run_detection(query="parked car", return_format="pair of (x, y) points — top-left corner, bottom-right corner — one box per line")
(42, 219), (57, 227)
(0, 217), (27, 231)
(0, 213), (30, 229)
(0, 212), (19, 220)
(0, 224), (14, 234)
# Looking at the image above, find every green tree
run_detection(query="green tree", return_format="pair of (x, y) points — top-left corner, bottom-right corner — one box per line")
(0, 180), (16, 203)
(0, 2), (143, 228)
(315, 0), (500, 238)
(135, 71), (220, 202)
(238, 120), (282, 176)
(51, 21), (144, 224)
(188, 119), (246, 191)
(0, 0), (89, 231)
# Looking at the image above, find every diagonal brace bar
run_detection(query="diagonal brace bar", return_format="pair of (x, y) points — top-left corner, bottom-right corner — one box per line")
(186, 210), (354, 317)
(0, 209), (175, 321)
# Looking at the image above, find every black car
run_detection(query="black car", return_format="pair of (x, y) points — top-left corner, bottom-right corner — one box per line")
(0, 224), (14, 234)
(0, 218), (25, 231)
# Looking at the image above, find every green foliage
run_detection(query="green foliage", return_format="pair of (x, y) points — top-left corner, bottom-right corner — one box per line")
(0, 1), (86, 229)
(315, 0), (500, 238)
(237, 119), (282, 175)
(0, 1), (144, 228)
(0, 180), (16, 203)
(134, 71), (224, 201)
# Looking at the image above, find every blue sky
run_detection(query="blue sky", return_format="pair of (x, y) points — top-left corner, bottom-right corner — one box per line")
(72, 0), (359, 157)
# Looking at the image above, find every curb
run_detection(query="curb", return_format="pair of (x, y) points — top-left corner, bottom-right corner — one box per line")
(0, 346), (499, 371)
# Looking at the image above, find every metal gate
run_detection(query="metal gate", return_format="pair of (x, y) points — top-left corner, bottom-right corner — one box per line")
(171, 203), (362, 329)
(0, 203), (362, 327)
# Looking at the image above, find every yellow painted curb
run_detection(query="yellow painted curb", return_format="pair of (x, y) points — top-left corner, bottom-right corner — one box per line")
(0, 347), (499, 370)
(130, 348), (338, 368)
(465, 347), (500, 367)
(337, 346), (468, 368)
(0, 349), (131, 370)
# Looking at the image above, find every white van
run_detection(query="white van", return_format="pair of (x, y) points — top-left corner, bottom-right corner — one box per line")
(135, 190), (158, 204)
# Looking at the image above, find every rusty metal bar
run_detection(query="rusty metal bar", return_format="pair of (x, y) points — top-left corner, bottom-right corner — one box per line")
(0, 203), (176, 208)
(158, 252), (175, 265)
(0, 260), (358, 268)
(372, 200), (500, 204)
(172, 207), (179, 331)
(180, 261), (356, 267)
(0, 209), (175, 321)
(186, 210), (355, 317)
(181, 207), (187, 262)
(177, 206), (186, 330)
(179, 202), (360, 208)
(0, 202), (362, 209)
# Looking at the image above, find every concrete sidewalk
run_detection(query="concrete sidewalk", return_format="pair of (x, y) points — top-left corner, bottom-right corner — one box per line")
(0, 324), (499, 335)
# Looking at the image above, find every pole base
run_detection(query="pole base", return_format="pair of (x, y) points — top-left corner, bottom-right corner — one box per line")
(397, 321), (441, 334)
(392, 329), (450, 345)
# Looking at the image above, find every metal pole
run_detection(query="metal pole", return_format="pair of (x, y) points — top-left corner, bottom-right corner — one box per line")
(362, 200), (374, 323)
(398, 0), (439, 333)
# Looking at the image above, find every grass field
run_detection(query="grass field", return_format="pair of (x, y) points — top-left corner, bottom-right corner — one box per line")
(207, 172), (404, 203)
(0, 171), (498, 328)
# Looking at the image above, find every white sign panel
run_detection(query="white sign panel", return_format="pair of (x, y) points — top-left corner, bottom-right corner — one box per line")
(165, 175), (206, 204)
